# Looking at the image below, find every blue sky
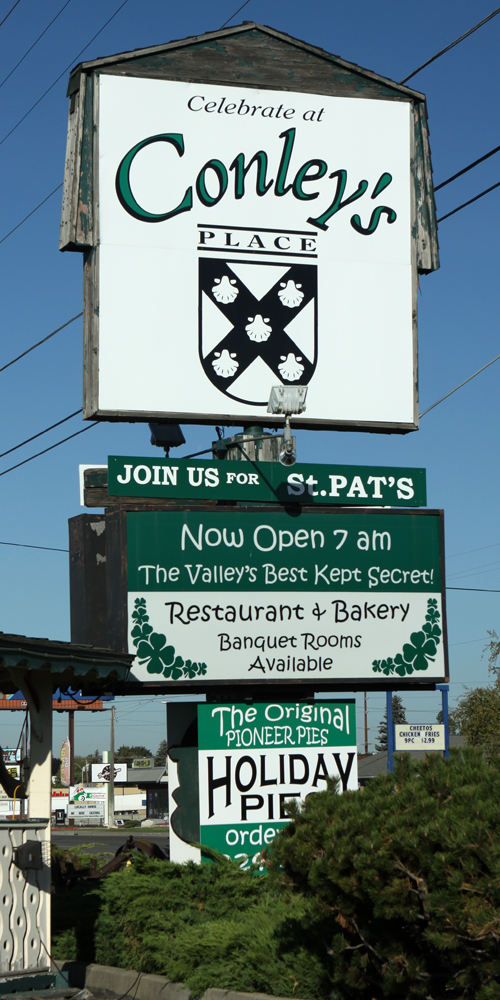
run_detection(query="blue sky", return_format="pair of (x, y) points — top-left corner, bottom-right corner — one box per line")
(0, 0), (499, 756)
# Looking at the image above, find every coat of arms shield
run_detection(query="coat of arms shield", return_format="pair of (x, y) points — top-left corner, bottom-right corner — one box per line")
(199, 258), (318, 406)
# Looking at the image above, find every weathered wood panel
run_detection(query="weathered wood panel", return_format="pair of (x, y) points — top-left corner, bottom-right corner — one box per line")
(59, 75), (86, 251)
(68, 514), (107, 646)
(413, 102), (440, 273)
(82, 245), (99, 418)
(75, 74), (94, 246)
(105, 510), (129, 654)
(97, 29), (408, 101)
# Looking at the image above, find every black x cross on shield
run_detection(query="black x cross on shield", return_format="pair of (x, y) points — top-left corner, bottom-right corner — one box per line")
(199, 257), (317, 406)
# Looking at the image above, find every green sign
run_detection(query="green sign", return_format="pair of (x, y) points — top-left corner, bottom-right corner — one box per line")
(109, 455), (426, 507)
(197, 701), (357, 868)
(125, 508), (447, 687)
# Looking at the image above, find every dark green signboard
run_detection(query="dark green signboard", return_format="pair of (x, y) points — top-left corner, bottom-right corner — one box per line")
(109, 455), (426, 507)
(124, 508), (447, 688)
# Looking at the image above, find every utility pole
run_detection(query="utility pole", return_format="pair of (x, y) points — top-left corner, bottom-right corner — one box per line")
(68, 710), (75, 785)
(68, 709), (75, 827)
(108, 706), (115, 828)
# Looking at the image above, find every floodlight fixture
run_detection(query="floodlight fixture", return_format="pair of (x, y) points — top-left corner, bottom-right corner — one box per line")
(149, 422), (186, 457)
(267, 386), (308, 466)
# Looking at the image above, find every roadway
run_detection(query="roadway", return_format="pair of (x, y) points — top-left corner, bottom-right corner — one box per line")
(52, 826), (169, 857)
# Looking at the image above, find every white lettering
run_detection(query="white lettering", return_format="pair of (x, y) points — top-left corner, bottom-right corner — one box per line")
(328, 475), (347, 497)
(117, 464), (132, 485)
(254, 524), (277, 552)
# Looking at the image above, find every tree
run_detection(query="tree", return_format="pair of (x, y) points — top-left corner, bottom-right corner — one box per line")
(485, 629), (500, 673)
(435, 635), (500, 759)
(115, 745), (152, 762)
(375, 693), (406, 751)
(436, 708), (459, 734)
(155, 740), (169, 766)
(267, 748), (500, 1000)
(444, 677), (500, 761)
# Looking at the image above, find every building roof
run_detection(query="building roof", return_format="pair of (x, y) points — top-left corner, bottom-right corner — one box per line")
(0, 632), (133, 693)
(358, 735), (466, 780)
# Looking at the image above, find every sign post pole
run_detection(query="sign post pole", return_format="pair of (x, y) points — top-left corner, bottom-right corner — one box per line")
(109, 706), (115, 828)
(387, 691), (394, 773)
(436, 684), (450, 759)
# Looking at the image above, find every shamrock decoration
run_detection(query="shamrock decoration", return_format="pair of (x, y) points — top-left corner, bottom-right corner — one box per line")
(372, 599), (441, 678)
(402, 631), (437, 671)
(130, 599), (208, 680)
(136, 633), (175, 674)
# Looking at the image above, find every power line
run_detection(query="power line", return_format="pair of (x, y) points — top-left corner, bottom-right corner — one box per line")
(449, 637), (487, 646)
(419, 351), (500, 418)
(401, 5), (500, 83)
(448, 542), (500, 560)
(448, 570), (500, 586)
(0, 0), (131, 148)
(0, 0), (72, 90)
(435, 144), (500, 191)
(437, 180), (500, 223)
(0, 409), (82, 460)
(0, 0), (22, 29)
(220, 0), (251, 29)
(0, 540), (68, 553)
(0, 421), (98, 478)
(0, 313), (82, 373)
(0, 183), (63, 244)
(447, 559), (500, 579)
(447, 586), (500, 593)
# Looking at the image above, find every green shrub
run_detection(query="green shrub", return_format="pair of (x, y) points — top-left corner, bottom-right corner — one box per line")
(267, 747), (500, 1000)
(94, 853), (328, 998)
(51, 843), (112, 961)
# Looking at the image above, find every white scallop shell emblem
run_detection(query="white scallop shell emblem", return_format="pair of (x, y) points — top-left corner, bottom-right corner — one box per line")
(212, 276), (239, 304)
(278, 353), (304, 381)
(245, 315), (272, 342)
(212, 350), (239, 378)
(278, 280), (304, 308)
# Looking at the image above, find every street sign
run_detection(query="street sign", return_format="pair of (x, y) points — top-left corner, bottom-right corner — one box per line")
(109, 506), (448, 689)
(60, 27), (439, 432)
(70, 785), (107, 802)
(197, 700), (357, 867)
(69, 785), (106, 821)
(395, 724), (445, 750)
(108, 456), (426, 507)
(90, 763), (128, 782)
(68, 800), (105, 820)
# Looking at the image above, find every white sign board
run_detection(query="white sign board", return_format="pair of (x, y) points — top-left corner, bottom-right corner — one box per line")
(70, 785), (106, 801)
(92, 76), (415, 431)
(90, 763), (128, 782)
(68, 800), (105, 819)
(395, 724), (445, 750)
